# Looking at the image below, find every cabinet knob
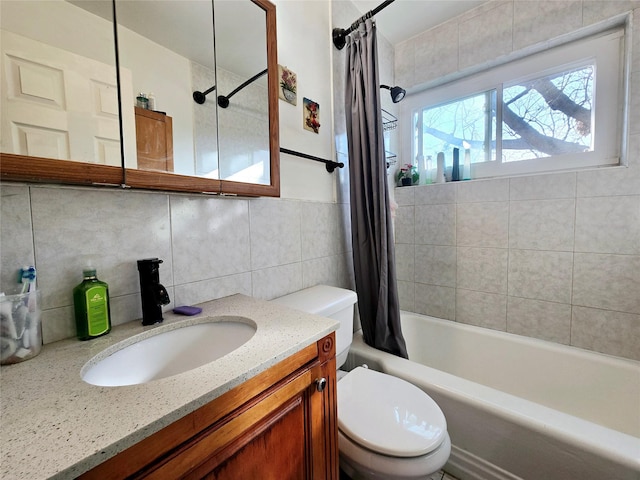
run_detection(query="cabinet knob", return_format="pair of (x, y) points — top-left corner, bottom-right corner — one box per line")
(315, 377), (327, 392)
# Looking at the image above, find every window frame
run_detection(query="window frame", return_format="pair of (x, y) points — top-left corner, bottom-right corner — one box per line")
(401, 27), (626, 180)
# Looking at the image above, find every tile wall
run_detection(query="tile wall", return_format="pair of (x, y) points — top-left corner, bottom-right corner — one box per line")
(0, 184), (353, 344)
(395, 170), (640, 361)
(392, 0), (640, 361)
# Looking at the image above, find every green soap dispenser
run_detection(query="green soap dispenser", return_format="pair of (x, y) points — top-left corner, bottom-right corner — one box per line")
(73, 268), (112, 340)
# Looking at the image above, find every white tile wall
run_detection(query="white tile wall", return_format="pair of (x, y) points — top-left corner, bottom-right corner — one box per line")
(415, 245), (456, 287)
(574, 196), (640, 254)
(0, 185), (34, 291)
(392, 1), (640, 361)
(571, 306), (640, 359)
(416, 204), (456, 245)
(458, 1), (513, 69)
(414, 22), (459, 84)
(507, 250), (574, 303)
(0, 184), (353, 344)
(394, 205), (416, 244)
(456, 202), (509, 248)
(395, 243), (416, 282)
(572, 253), (640, 314)
(171, 195), (250, 282)
(398, 177), (640, 360)
(507, 296), (572, 344)
(457, 246), (508, 294)
(512, 1), (582, 51)
(249, 198), (301, 270)
(508, 199), (575, 251)
(456, 289), (507, 330)
(415, 283), (456, 320)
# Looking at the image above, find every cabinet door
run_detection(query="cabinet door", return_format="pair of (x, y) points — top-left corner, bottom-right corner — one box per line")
(308, 337), (339, 480)
(143, 370), (313, 479)
(200, 394), (308, 479)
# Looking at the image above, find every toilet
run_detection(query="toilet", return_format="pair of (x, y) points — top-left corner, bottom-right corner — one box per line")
(272, 285), (451, 479)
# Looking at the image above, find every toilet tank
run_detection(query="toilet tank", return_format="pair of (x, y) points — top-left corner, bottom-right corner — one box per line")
(272, 285), (357, 368)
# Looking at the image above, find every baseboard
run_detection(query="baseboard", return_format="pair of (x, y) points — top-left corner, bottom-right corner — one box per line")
(444, 445), (523, 480)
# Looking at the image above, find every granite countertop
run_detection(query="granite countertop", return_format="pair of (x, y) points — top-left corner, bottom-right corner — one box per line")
(0, 294), (338, 479)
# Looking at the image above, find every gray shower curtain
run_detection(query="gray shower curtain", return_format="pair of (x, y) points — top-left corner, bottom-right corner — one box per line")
(345, 19), (408, 358)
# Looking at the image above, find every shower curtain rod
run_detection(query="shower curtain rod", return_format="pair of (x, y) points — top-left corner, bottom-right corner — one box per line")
(332, 0), (395, 50)
(217, 68), (267, 108)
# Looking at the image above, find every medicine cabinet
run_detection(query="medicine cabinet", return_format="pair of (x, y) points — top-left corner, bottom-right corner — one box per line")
(0, 0), (280, 197)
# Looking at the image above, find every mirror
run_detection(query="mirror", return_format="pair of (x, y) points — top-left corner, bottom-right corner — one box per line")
(114, 0), (217, 176)
(117, 0), (279, 195)
(0, 0), (280, 197)
(214, 0), (270, 185)
(0, 0), (124, 185)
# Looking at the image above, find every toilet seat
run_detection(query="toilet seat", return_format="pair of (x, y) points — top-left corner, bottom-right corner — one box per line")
(338, 367), (447, 458)
(338, 428), (451, 480)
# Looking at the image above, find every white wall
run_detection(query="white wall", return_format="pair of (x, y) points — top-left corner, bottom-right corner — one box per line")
(274, 0), (337, 202)
(117, 26), (196, 172)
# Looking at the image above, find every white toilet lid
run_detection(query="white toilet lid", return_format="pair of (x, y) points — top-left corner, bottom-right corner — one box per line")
(338, 367), (447, 458)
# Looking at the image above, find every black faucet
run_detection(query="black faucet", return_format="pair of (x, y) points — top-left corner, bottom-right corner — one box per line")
(137, 258), (171, 326)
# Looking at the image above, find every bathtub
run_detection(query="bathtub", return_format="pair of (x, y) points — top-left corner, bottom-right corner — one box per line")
(346, 311), (640, 480)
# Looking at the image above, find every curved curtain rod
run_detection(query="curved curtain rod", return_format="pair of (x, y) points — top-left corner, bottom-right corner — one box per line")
(217, 68), (268, 108)
(332, 0), (395, 50)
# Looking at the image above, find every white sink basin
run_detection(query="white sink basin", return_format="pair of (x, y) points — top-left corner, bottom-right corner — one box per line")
(81, 317), (257, 387)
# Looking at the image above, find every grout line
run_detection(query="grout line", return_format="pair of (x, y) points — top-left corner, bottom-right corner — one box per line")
(569, 171), (578, 346)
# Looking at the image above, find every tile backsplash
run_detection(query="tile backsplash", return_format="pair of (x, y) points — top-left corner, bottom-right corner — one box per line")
(394, 169), (640, 361)
(0, 184), (353, 345)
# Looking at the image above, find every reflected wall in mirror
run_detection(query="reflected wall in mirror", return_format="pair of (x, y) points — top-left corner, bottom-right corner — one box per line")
(214, 0), (270, 185)
(0, 0), (124, 185)
(113, 0), (216, 177)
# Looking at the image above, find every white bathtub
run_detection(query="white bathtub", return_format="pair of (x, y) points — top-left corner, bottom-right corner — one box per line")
(346, 311), (640, 480)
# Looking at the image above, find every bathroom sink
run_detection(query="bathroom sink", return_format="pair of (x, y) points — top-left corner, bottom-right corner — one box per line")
(81, 317), (257, 387)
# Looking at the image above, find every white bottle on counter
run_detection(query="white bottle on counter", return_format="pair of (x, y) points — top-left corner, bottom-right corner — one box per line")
(435, 152), (446, 183)
(147, 93), (156, 111)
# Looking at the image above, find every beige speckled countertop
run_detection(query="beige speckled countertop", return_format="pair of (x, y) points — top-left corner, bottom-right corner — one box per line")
(0, 294), (338, 479)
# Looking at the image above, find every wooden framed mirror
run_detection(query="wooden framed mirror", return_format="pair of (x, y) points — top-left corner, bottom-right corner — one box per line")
(0, 0), (280, 198)
(0, 0), (123, 186)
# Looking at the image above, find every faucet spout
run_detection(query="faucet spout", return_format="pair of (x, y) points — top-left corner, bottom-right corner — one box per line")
(151, 283), (171, 306)
(137, 258), (170, 326)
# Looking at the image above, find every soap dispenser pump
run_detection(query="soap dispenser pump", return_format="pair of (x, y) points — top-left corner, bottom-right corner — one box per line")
(137, 258), (170, 325)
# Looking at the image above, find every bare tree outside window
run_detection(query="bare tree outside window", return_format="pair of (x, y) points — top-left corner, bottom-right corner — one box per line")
(503, 65), (593, 161)
(415, 65), (595, 166)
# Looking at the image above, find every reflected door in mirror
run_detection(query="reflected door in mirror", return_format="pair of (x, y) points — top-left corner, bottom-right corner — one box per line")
(0, 1), (121, 166)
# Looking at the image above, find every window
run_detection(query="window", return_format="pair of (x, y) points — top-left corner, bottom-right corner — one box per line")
(403, 28), (625, 180)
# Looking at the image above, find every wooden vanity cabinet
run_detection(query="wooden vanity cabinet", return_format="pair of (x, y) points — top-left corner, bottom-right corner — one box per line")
(79, 333), (338, 480)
